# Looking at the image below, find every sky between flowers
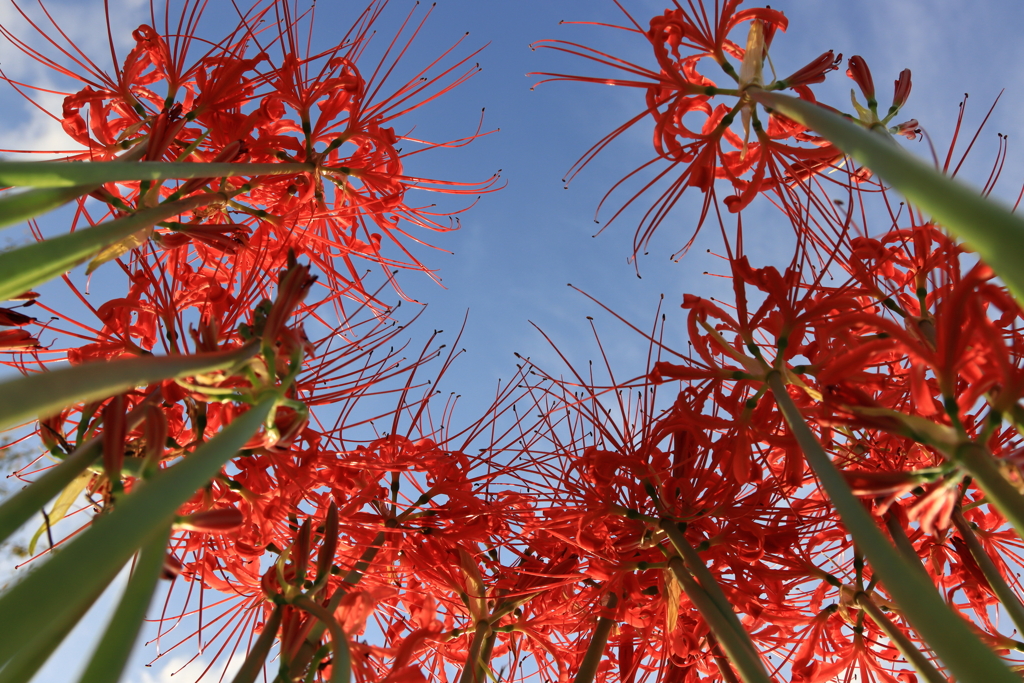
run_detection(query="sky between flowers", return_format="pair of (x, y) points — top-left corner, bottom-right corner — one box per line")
(0, 0), (1023, 681)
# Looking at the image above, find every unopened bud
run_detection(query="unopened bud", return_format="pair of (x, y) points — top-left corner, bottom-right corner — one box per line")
(102, 395), (128, 483)
(892, 69), (912, 109)
(162, 552), (184, 580)
(177, 507), (245, 533)
(846, 55), (875, 104)
(0, 307), (34, 327)
(0, 329), (39, 350)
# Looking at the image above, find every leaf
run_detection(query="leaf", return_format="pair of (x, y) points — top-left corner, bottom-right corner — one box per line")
(77, 526), (171, 683)
(27, 470), (92, 556)
(664, 568), (680, 634)
(0, 341), (255, 432)
(0, 161), (312, 188)
(86, 227), (152, 274)
(0, 396), (275, 670)
(0, 185), (94, 230)
(0, 193), (214, 303)
(749, 90), (1024, 305)
(0, 576), (108, 683)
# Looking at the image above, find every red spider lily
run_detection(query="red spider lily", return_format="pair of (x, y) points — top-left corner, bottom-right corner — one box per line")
(531, 1), (852, 259)
(7, 3), (1024, 683)
(497, 140), (1024, 679)
(144, 336), (551, 681)
(2, 0), (499, 309)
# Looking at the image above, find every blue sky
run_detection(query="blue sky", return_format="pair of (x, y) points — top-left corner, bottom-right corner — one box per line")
(1, 0), (1024, 680)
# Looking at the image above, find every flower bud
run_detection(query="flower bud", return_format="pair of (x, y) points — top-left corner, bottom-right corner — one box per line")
(177, 507), (245, 533)
(162, 552), (184, 581)
(892, 68), (912, 109)
(892, 119), (920, 140)
(846, 55), (875, 103)
(102, 395), (128, 483)
(0, 307), (34, 327)
(0, 329), (39, 350)
(780, 51), (842, 88)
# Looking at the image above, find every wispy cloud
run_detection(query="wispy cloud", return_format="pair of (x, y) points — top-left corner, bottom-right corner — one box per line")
(130, 652), (246, 683)
(0, 0), (148, 157)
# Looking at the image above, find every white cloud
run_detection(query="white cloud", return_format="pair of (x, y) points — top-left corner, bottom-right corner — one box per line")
(131, 653), (246, 683)
(0, 0), (148, 157)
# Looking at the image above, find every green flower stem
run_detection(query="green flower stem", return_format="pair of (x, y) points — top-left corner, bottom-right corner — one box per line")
(955, 442), (1024, 537)
(0, 193), (219, 303)
(748, 90), (1024, 304)
(0, 390), (158, 544)
(951, 508), (1024, 636)
(706, 633), (742, 683)
(341, 529), (388, 586)
(0, 185), (96, 230)
(767, 371), (1017, 683)
(77, 525), (171, 683)
(293, 498), (438, 676)
(0, 342), (255, 432)
(665, 557), (771, 683)
(0, 396), (275, 669)
(856, 593), (947, 683)
(0, 161), (314, 188)
(291, 524), (396, 675)
(660, 518), (769, 676)
(571, 592), (618, 683)
(883, 513), (930, 579)
(292, 595), (351, 683)
(0, 144), (149, 229)
(458, 619), (495, 683)
(231, 604), (284, 683)
(479, 630), (498, 680)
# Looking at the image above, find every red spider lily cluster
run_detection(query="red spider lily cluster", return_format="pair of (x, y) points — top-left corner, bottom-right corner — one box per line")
(2, 2), (1024, 683)
(531, 0), (916, 261)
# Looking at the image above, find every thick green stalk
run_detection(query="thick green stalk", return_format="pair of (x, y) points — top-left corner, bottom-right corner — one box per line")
(458, 620), (495, 683)
(767, 371), (1016, 683)
(660, 519), (762, 662)
(749, 90), (1024, 304)
(955, 442), (1024, 538)
(0, 193), (218, 302)
(231, 605), (284, 683)
(0, 161), (314, 187)
(341, 529), (388, 585)
(951, 508), (1024, 636)
(290, 529), (389, 674)
(665, 557), (772, 683)
(571, 593), (619, 683)
(0, 580), (107, 683)
(667, 557), (770, 683)
(706, 633), (742, 683)
(856, 593), (947, 683)
(78, 525), (171, 683)
(0, 185), (95, 230)
(0, 342), (255, 432)
(0, 144), (147, 229)
(884, 513), (930, 580)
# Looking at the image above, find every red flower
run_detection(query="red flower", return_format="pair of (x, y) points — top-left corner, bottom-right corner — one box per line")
(532, 1), (845, 259)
